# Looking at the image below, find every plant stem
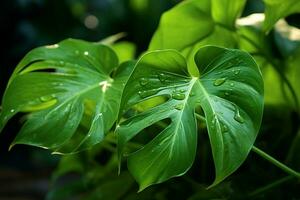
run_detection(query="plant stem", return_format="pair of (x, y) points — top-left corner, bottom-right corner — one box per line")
(251, 146), (300, 178)
(195, 113), (300, 178)
(248, 175), (294, 197)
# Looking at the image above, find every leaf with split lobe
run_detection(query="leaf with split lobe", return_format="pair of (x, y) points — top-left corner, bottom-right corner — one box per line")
(116, 46), (263, 190)
(0, 38), (134, 153)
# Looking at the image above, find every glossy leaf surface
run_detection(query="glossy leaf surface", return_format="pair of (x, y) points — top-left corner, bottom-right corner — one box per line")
(0, 39), (134, 153)
(116, 46), (264, 190)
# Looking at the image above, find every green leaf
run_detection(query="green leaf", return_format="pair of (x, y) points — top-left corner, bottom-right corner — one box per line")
(116, 46), (264, 190)
(149, 0), (246, 68)
(238, 25), (300, 110)
(0, 38), (134, 153)
(111, 41), (136, 63)
(263, 0), (300, 33)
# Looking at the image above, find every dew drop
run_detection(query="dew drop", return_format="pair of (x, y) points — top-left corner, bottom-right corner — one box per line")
(75, 50), (80, 55)
(138, 89), (158, 98)
(189, 92), (195, 97)
(213, 78), (226, 86)
(139, 78), (149, 86)
(224, 91), (230, 96)
(234, 105), (245, 124)
(172, 93), (185, 100)
(59, 61), (65, 66)
(211, 115), (217, 124)
(174, 103), (184, 110)
(211, 119), (216, 124)
(221, 123), (229, 133)
(40, 95), (55, 102)
(230, 83), (234, 87)
(10, 109), (15, 113)
(233, 69), (240, 75)
(158, 73), (167, 82)
(84, 51), (89, 56)
(179, 89), (186, 93)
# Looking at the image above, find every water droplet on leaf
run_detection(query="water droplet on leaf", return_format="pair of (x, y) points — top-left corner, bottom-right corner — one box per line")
(139, 78), (149, 86)
(172, 93), (185, 100)
(174, 103), (184, 110)
(233, 69), (240, 75)
(138, 89), (158, 98)
(10, 109), (15, 113)
(234, 105), (244, 123)
(211, 115), (217, 124)
(40, 95), (55, 102)
(221, 124), (229, 133)
(59, 61), (65, 66)
(158, 73), (167, 82)
(213, 78), (226, 86)
(189, 92), (195, 97)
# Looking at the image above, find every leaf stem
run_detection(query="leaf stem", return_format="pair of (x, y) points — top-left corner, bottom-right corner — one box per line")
(251, 146), (300, 178)
(195, 113), (300, 179)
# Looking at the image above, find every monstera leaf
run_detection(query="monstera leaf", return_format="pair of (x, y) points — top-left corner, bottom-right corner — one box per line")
(149, 0), (246, 67)
(116, 46), (264, 190)
(263, 0), (300, 33)
(0, 38), (134, 153)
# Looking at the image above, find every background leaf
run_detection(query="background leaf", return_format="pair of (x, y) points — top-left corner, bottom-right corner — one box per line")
(238, 23), (300, 111)
(116, 46), (264, 190)
(263, 0), (300, 32)
(149, 0), (246, 69)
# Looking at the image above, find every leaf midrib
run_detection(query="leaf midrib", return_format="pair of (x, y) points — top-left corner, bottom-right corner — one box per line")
(195, 79), (224, 163)
(168, 77), (198, 159)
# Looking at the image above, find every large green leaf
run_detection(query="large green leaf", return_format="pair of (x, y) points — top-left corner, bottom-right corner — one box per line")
(0, 38), (134, 153)
(149, 0), (246, 68)
(263, 0), (300, 32)
(116, 46), (264, 190)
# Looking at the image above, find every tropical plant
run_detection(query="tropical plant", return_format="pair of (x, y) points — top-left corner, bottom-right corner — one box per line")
(1, 0), (299, 199)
